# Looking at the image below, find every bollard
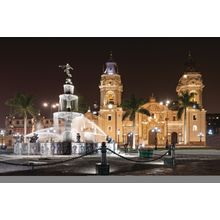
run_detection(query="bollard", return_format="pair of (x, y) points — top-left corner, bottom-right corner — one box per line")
(171, 144), (176, 167)
(168, 145), (172, 156)
(164, 144), (176, 167)
(96, 142), (110, 175)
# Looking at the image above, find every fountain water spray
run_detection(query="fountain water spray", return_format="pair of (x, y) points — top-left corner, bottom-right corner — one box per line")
(14, 64), (106, 156)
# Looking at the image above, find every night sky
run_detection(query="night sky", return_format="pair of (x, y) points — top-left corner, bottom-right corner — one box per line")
(0, 37), (219, 127)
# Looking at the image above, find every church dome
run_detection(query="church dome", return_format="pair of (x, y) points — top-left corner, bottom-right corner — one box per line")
(103, 51), (118, 75)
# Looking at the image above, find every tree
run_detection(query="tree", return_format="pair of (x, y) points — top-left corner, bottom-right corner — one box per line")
(177, 91), (200, 145)
(6, 93), (36, 142)
(122, 95), (150, 149)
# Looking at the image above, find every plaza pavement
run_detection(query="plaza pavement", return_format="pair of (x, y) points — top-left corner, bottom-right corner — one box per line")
(1, 148), (220, 175)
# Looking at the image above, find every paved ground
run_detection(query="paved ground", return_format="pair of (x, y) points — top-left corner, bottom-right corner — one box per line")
(1, 149), (220, 175)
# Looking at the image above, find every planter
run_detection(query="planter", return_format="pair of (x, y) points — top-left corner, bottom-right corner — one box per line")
(139, 148), (154, 158)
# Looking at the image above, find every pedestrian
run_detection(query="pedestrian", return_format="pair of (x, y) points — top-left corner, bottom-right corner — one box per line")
(124, 143), (128, 153)
(165, 139), (169, 149)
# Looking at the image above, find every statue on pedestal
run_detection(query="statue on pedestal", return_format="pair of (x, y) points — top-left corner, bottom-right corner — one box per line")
(59, 63), (73, 77)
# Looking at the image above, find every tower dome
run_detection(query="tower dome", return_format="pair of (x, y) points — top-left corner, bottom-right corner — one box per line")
(177, 51), (204, 106)
(103, 51), (118, 75)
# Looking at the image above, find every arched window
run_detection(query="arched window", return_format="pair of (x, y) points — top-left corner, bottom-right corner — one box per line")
(190, 91), (197, 102)
(106, 91), (115, 105)
(193, 125), (197, 131)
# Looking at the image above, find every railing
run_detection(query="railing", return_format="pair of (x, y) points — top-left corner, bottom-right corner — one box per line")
(1, 142), (176, 175)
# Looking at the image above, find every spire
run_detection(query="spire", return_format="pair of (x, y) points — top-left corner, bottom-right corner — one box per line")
(109, 51), (113, 61)
(188, 50), (191, 57)
(149, 93), (156, 102)
(104, 51), (118, 75)
(184, 50), (196, 72)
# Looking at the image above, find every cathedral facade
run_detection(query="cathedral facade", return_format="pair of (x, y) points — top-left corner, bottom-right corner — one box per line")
(86, 52), (206, 147)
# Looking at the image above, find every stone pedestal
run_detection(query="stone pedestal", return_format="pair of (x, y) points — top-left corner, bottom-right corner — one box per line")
(164, 156), (175, 167)
(62, 141), (72, 155)
(96, 163), (110, 175)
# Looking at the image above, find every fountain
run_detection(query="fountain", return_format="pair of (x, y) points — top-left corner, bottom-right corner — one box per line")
(14, 64), (107, 156)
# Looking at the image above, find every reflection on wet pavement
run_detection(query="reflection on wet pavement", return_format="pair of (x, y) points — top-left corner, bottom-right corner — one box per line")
(2, 156), (220, 176)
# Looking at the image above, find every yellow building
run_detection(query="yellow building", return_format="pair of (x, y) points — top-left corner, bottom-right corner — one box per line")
(97, 52), (123, 143)
(90, 52), (206, 147)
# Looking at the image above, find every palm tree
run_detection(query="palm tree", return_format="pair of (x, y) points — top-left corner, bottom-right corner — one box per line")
(6, 93), (36, 142)
(122, 95), (150, 149)
(177, 91), (200, 145)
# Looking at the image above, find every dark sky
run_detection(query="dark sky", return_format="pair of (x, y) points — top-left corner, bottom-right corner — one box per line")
(0, 37), (219, 127)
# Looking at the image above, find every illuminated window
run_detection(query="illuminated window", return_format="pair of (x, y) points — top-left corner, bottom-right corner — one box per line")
(190, 92), (197, 102)
(107, 92), (115, 105)
(193, 125), (197, 131)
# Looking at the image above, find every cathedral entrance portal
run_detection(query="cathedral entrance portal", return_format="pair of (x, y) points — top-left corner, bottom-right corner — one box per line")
(148, 130), (156, 145)
(171, 132), (178, 145)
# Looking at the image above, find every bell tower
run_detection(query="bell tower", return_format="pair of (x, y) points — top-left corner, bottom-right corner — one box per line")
(98, 52), (123, 143)
(176, 51), (204, 107)
(176, 52), (206, 145)
(99, 52), (123, 108)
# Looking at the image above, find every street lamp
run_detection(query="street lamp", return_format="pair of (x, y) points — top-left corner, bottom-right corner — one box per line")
(42, 102), (59, 118)
(152, 127), (161, 150)
(198, 132), (204, 142)
(0, 129), (5, 148)
(128, 133), (132, 147)
(43, 102), (48, 107)
(159, 99), (170, 147)
(165, 100), (170, 106)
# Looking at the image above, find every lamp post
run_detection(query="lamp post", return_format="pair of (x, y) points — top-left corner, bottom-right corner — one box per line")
(160, 100), (170, 148)
(165, 100), (170, 147)
(198, 132), (204, 142)
(128, 133), (132, 147)
(42, 102), (59, 118)
(0, 129), (5, 148)
(152, 127), (161, 150)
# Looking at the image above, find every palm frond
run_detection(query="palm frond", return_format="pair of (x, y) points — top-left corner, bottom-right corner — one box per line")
(130, 111), (136, 121)
(122, 95), (149, 122)
(5, 93), (36, 118)
(138, 108), (150, 116)
(122, 111), (130, 121)
(177, 107), (184, 119)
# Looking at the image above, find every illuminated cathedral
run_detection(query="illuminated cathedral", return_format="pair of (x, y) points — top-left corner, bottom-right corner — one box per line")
(85, 52), (206, 147)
